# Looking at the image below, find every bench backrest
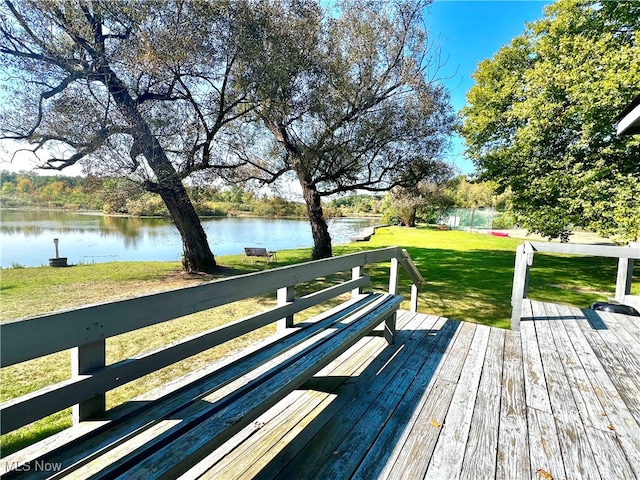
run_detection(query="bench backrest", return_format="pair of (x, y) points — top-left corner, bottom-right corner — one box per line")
(245, 247), (269, 256)
(0, 247), (423, 434)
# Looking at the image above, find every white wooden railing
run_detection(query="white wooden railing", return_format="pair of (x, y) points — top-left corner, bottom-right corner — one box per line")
(511, 241), (640, 331)
(0, 247), (423, 434)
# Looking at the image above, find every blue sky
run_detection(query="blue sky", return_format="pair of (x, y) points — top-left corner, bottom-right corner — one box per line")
(424, 0), (551, 175)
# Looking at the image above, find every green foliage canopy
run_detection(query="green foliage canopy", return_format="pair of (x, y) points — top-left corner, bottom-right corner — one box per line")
(461, 0), (640, 242)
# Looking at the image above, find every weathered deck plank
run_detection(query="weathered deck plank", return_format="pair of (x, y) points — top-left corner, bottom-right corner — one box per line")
(291, 314), (455, 480)
(424, 324), (490, 479)
(382, 321), (476, 480)
(537, 301), (600, 480)
(460, 327), (505, 480)
(496, 329), (530, 480)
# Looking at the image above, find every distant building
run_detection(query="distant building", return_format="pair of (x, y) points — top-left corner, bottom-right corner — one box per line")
(616, 94), (640, 136)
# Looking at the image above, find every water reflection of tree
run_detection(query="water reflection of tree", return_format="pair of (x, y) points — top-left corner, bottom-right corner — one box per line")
(99, 215), (176, 249)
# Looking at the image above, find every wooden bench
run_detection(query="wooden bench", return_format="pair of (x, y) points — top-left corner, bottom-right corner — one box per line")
(0, 247), (423, 479)
(242, 247), (277, 264)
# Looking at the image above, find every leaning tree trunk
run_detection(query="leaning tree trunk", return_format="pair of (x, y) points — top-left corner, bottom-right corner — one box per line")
(157, 180), (217, 273)
(300, 180), (332, 260)
(103, 67), (216, 272)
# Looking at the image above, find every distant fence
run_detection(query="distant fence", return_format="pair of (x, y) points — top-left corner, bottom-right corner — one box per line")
(440, 208), (502, 231)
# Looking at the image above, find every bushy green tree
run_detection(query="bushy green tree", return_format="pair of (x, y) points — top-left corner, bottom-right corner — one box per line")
(461, 0), (640, 242)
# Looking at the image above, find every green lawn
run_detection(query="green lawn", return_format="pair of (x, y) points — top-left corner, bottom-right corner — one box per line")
(1, 226), (638, 455)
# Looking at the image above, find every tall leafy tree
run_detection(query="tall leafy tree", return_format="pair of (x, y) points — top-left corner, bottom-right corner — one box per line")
(0, 0), (254, 271)
(461, 0), (640, 242)
(221, 0), (456, 259)
(382, 178), (455, 227)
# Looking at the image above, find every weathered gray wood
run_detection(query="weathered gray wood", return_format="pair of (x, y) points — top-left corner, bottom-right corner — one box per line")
(1, 294), (385, 477)
(528, 241), (640, 259)
(349, 317), (456, 480)
(277, 285), (295, 330)
(521, 300), (553, 413)
(460, 327), (505, 480)
(351, 265), (363, 298)
(108, 296), (403, 480)
(389, 257), (399, 295)
(9, 295), (401, 480)
(383, 380), (455, 480)
(381, 321), (473, 480)
(425, 324), (490, 480)
(196, 320), (393, 480)
(0, 276), (373, 434)
(311, 315), (456, 480)
(609, 306), (640, 339)
(560, 305), (640, 478)
(511, 241), (639, 330)
(616, 257), (635, 303)
(585, 426), (638, 480)
(526, 408), (566, 480)
(432, 320), (475, 384)
(399, 248), (424, 290)
(582, 310), (640, 419)
(599, 310), (640, 359)
(0, 246), (401, 367)
(72, 340), (106, 424)
(410, 284), (418, 313)
(550, 304), (612, 432)
(384, 312), (396, 345)
(623, 294), (640, 312)
(536, 302), (600, 479)
(179, 311), (411, 480)
(572, 328), (640, 478)
(496, 330), (530, 480)
(511, 243), (532, 331)
(265, 312), (441, 480)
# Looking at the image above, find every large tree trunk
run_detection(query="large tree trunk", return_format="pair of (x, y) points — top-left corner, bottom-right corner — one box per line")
(407, 206), (417, 227)
(300, 180), (332, 260)
(158, 182), (217, 272)
(103, 68), (216, 272)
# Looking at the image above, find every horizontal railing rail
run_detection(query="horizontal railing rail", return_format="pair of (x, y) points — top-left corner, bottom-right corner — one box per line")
(511, 241), (640, 331)
(0, 247), (423, 434)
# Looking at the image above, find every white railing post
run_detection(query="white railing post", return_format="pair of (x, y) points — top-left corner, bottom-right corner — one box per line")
(352, 265), (364, 298)
(72, 340), (106, 424)
(615, 257), (634, 303)
(410, 284), (419, 313)
(277, 285), (295, 331)
(389, 257), (399, 295)
(511, 242), (534, 332)
(399, 249), (423, 313)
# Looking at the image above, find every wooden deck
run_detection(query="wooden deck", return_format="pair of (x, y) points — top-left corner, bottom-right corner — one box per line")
(181, 300), (640, 480)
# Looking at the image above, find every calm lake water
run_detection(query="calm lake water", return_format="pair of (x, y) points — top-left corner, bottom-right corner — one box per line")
(0, 210), (379, 268)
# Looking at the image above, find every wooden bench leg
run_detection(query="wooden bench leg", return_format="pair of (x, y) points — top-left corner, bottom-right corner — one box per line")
(384, 312), (396, 345)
